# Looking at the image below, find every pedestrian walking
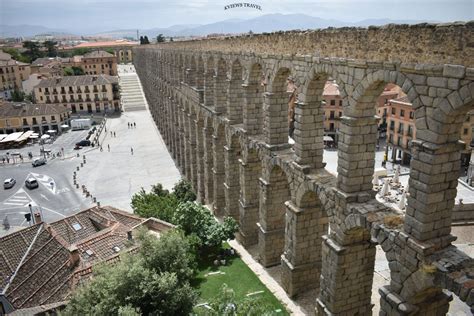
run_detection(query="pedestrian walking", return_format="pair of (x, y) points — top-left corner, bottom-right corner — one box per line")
(110, 131), (113, 136)
(108, 144), (110, 152)
(128, 122), (130, 129)
(114, 132), (116, 137)
(100, 145), (103, 152)
(134, 122), (136, 128)
(131, 147), (134, 155)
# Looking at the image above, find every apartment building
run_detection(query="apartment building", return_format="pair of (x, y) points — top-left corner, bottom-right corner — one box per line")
(387, 97), (473, 165)
(81, 50), (118, 76)
(0, 100), (70, 135)
(0, 51), (31, 100)
(67, 40), (136, 63)
(33, 75), (120, 114)
(322, 81), (399, 143)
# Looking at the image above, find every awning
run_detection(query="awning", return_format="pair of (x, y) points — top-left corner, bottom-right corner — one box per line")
(0, 132), (24, 143)
(47, 129), (57, 133)
(41, 134), (51, 139)
(29, 135), (39, 139)
(15, 131), (34, 143)
(61, 124), (69, 128)
(323, 136), (334, 142)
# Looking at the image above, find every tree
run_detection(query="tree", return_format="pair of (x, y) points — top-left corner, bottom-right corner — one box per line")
(10, 90), (25, 102)
(173, 202), (238, 251)
(156, 34), (165, 43)
(131, 188), (178, 222)
(22, 41), (43, 62)
(169, 37), (174, 42)
(43, 40), (58, 57)
(1, 48), (29, 63)
(139, 36), (144, 44)
(62, 230), (198, 315)
(143, 36), (150, 44)
(63, 66), (85, 76)
(173, 179), (196, 202)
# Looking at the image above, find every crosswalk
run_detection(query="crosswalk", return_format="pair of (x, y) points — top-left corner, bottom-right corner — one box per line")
(3, 188), (34, 207)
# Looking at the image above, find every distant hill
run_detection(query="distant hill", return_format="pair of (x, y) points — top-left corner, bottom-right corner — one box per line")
(1, 15), (436, 39)
(0, 24), (72, 38)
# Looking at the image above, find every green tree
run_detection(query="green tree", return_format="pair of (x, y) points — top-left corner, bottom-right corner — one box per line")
(1, 48), (29, 63)
(63, 66), (84, 76)
(131, 187), (178, 222)
(173, 202), (238, 251)
(170, 37), (174, 42)
(173, 179), (196, 202)
(22, 41), (43, 62)
(10, 90), (25, 102)
(143, 36), (150, 44)
(62, 230), (198, 315)
(156, 34), (165, 43)
(43, 40), (58, 57)
(139, 36), (144, 44)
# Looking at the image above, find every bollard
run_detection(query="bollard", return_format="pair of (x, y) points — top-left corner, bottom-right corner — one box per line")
(97, 202), (101, 207)
(76, 183), (79, 189)
(83, 155), (85, 160)
(93, 197), (97, 203)
(77, 153), (79, 158)
(77, 166), (79, 171)
(80, 163), (83, 167)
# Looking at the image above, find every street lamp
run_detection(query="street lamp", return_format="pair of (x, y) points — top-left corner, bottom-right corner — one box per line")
(28, 204), (35, 225)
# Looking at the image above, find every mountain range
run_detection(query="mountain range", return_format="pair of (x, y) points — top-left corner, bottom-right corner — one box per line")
(2, 14), (436, 38)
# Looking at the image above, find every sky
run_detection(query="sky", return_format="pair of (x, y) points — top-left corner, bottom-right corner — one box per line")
(0, 0), (472, 33)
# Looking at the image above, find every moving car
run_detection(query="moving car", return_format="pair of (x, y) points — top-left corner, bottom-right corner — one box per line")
(76, 140), (91, 147)
(4, 178), (16, 189)
(25, 178), (39, 190)
(32, 158), (47, 167)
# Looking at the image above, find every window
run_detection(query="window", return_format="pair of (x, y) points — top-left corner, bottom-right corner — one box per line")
(389, 120), (395, 131)
(400, 109), (405, 117)
(330, 100), (336, 106)
(409, 111), (414, 119)
(464, 128), (469, 135)
(407, 125), (413, 137)
(84, 249), (94, 258)
(72, 222), (82, 231)
(398, 123), (404, 134)
(391, 107), (396, 115)
(23, 118), (28, 125)
(32, 118), (37, 125)
(41, 116), (46, 122)
(51, 115), (56, 121)
(339, 100), (342, 106)
(339, 111), (342, 117)
(112, 246), (121, 253)
(330, 111), (335, 119)
(40, 96), (43, 101)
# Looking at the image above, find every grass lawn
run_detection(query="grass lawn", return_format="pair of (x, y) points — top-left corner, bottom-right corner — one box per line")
(191, 245), (289, 315)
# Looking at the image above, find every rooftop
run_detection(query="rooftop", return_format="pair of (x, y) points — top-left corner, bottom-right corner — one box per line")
(73, 40), (137, 49)
(83, 50), (115, 58)
(35, 74), (118, 88)
(0, 206), (173, 313)
(0, 101), (69, 118)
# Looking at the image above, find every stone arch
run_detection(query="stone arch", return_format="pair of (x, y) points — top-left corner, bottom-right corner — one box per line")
(214, 58), (228, 113)
(196, 55), (205, 89)
(203, 115), (215, 205)
(258, 164), (291, 267)
(194, 112), (206, 203)
(224, 130), (242, 220)
(243, 62), (265, 135)
(212, 121), (226, 215)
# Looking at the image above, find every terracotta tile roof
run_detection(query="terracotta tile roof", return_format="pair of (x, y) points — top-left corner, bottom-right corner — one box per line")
(35, 74), (118, 88)
(83, 50), (115, 58)
(73, 40), (137, 48)
(0, 101), (69, 119)
(0, 206), (173, 313)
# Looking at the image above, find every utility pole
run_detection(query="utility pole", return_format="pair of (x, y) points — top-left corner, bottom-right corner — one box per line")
(137, 29), (139, 41)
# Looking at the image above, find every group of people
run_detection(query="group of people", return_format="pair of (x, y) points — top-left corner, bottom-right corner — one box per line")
(128, 122), (137, 129)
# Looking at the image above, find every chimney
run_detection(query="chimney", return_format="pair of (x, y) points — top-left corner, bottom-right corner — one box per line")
(34, 212), (42, 224)
(68, 245), (80, 267)
(127, 231), (133, 241)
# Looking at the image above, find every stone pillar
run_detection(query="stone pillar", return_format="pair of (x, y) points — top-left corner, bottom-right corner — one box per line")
(204, 71), (215, 108)
(213, 76), (227, 114)
(257, 173), (288, 267)
(243, 83), (263, 135)
(181, 110), (190, 177)
(238, 151), (261, 246)
(188, 113), (197, 189)
(212, 131), (226, 216)
(293, 101), (325, 169)
(337, 116), (378, 196)
(404, 140), (462, 241)
(316, 235), (376, 315)
(203, 125), (214, 205)
(263, 92), (289, 147)
(224, 144), (241, 220)
(227, 78), (244, 124)
(281, 200), (327, 297)
(195, 119), (206, 203)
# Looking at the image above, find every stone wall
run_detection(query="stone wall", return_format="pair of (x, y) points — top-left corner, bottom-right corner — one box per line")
(153, 22), (474, 67)
(134, 24), (474, 315)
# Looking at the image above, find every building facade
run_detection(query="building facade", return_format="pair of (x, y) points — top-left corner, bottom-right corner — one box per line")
(66, 40), (136, 64)
(0, 51), (31, 100)
(33, 75), (121, 114)
(0, 101), (70, 134)
(81, 51), (118, 76)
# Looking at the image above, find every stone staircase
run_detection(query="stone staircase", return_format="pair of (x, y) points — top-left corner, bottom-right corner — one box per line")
(119, 71), (148, 112)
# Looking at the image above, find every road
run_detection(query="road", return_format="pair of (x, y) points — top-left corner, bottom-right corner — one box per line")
(0, 150), (92, 232)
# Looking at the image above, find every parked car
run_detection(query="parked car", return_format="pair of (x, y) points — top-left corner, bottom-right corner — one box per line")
(4, 178), (16, 189)
(74, 144), (82, 150)
(32, 158), (47, 167)
(25, 178), (39, 190)
(76, 140), (91, 147)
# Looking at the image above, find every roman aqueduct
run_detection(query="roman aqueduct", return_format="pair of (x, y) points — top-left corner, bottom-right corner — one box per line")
(133, 23), (474, 315)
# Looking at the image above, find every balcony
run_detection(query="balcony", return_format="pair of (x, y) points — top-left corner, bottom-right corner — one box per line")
(86, 98), (92, 102)
(101, 87), (107, 92)
(93, 88), (99, 93)
(94, 97), (100, 101)
(44, 91), (50, 95)
(77, 89), (82, 93)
